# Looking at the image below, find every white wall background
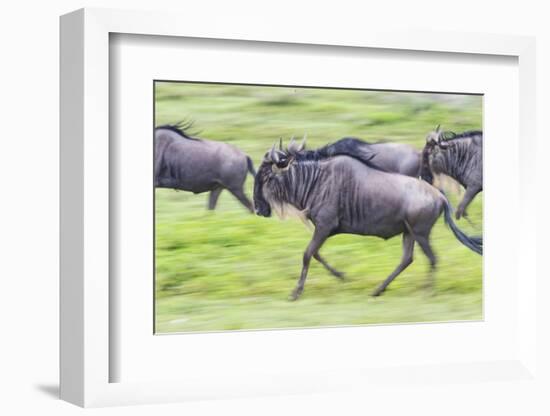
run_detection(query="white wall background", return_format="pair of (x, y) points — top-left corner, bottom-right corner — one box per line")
(1, 1), (548, 415)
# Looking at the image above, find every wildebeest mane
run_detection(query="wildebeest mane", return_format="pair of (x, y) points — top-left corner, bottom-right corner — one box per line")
(155, 120), (201, 140)
(333, 136), (387, 145)
(440, 130), (482, 141)
(293, 138), (388, 173)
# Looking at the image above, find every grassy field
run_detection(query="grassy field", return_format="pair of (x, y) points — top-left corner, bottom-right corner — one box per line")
(154, 82), (483, 333)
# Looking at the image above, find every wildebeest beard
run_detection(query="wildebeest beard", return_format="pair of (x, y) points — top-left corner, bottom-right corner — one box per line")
(254, 159), (324, 224)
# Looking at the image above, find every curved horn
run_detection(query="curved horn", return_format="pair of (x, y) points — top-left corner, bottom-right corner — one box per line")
(435, 124), (441, 132)
(298, 133), (307, 151)
(269, 144), (280, 163)
(279, 137), (283, 151)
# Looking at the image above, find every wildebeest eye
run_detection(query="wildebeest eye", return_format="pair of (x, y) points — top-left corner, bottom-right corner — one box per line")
(275, 157), (290, 169)
(271, 156), (292, 173)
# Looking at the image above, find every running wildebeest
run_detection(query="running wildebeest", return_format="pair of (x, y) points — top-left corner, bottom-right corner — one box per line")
(154, 123), (256, 212)
(421, 126), (483, 220)
(254, 136), (482, 300)
(316, 137), (421, 177)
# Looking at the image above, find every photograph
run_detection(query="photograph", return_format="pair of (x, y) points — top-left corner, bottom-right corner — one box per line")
(154, 81), (483, 333)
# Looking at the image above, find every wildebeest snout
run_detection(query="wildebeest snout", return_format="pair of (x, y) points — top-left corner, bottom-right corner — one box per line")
(254, 203), (271, 217)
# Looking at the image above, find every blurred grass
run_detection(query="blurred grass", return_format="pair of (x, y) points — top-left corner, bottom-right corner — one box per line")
(155, 82), (483, 333)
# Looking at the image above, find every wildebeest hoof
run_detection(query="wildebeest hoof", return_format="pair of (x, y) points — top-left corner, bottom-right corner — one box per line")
(289, 288), (303, 301)
(371, 288), (384, 297)
(333, 271), (345, 280)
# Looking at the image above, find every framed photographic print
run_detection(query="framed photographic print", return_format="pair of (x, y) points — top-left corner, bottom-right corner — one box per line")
(60, 7), (540, 409)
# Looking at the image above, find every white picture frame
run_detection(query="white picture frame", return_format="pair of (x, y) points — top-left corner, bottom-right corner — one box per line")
(60, 7), (539, 408)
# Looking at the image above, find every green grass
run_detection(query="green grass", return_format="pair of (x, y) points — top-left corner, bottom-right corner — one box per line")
(154, 82), (483, 333)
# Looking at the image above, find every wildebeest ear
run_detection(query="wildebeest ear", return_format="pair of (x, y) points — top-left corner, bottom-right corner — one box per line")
(289, 134), (306, 155)
(436, 127), (446, 143)
(287, 136), (298, 154)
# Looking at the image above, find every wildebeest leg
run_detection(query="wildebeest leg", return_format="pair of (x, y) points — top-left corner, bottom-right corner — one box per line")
(290, 229), (330, 301)
(314, 253), (344, 280)
(456, 186), (481, 220)
(207, 188), (223, 210)
(372, 232), (415, 297)
(415, 235), (437, 294)
(228, 187), (254, 213)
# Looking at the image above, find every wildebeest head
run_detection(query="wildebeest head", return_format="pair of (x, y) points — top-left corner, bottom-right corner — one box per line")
(421, 125), (447, 182)
(423, 125), (450, 170)
(253, 135), (306, 217)
(425, 125), (451, 151)
(424, 125), (442, 146)
(421, 126), (483, 184)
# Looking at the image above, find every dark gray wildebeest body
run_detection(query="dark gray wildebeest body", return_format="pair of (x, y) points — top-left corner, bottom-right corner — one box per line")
(254, 138), (482, 300)
(315, 137), (421, 177)
(421, 127), (483, 220)
(154, 125), (256, 212)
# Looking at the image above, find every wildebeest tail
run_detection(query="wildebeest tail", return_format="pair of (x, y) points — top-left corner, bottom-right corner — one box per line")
(246, 156), (256, 176)
(441, 194), (482, 255)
